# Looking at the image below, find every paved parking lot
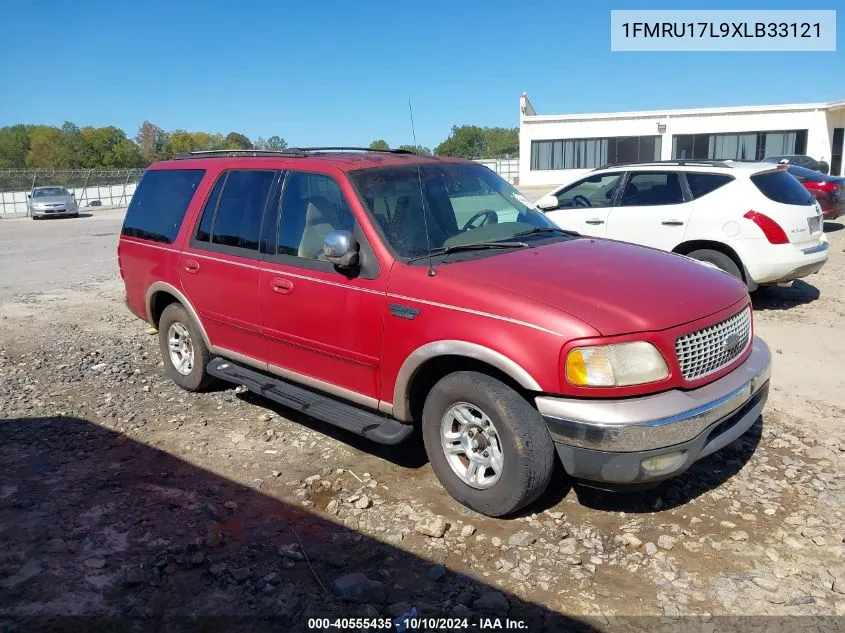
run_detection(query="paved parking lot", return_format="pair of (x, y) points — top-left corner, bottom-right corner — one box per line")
(1, 208), (845, 628)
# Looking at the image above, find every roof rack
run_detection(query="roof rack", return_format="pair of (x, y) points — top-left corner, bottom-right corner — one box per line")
(598, 159), (733, 169)
(174, 147), (416, 160)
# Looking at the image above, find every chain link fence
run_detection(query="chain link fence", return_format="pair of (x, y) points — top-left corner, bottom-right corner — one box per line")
(0, 168), (144, 217)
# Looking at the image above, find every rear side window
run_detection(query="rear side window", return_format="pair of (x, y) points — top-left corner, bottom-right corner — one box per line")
(122, 169), (205, 243)
(194, 170), (276, 252)
(685, 173), (734, 199)
(751, 170), (814, 206)
(620, 172), (684, 206)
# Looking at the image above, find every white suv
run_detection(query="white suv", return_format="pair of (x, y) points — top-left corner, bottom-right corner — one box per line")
(535, 160), (829, 290)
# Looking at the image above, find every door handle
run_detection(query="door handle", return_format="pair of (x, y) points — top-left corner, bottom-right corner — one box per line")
(585, 218), (605, 225)
(184, 260), (200, 274)
(661, 220), (685, 226)
(271, 277), (294, 294)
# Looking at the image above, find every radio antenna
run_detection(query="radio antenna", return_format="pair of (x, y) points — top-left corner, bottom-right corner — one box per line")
(408, 99), (436, 277)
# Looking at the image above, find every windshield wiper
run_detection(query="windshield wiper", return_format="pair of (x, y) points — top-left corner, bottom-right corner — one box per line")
(511, 226), (579, 238)
(406, 241), (527, 262)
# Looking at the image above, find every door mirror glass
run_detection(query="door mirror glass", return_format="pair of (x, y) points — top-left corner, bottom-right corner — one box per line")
(323, 230), (359, 269)
(535, 194), (558, 211)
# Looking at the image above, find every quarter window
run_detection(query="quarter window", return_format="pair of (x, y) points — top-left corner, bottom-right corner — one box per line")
(620, 172), (684, 206)
(122, 169), (205, 244)
(685, 173), (734, 199)
(277, 172), (356, 260)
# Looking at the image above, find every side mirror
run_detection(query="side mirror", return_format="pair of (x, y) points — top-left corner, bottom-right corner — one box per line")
(70, 192), (75, 197)
(323, 230), (359, 269)
(27, 194), (31, 199)
(535, 194), (559, 211)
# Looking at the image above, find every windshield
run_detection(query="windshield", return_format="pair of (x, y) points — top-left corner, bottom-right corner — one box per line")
(33, 187), (67, 198)
(349, 163), (556, 258)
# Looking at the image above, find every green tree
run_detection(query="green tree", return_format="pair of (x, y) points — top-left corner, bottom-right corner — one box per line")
(434, 125), (519, 159)
(368, 139), (389, 150)
(434, 126), (486, 158)
(225, 131), (252, 150)
(81, 126), (127, 167)
(26, 126), (73, 168)
(106, 139), (144, 167)
(61, 122), (88, 167)
(0, 124), (31, 168)
(397, 144), (432, 155)
(484, 127), (519, 157)
(266, 135), (287, 151)
(135, 121), (166, 164)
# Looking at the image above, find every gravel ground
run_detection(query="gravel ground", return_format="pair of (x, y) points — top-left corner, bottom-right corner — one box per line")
(1, 213), (844, 632)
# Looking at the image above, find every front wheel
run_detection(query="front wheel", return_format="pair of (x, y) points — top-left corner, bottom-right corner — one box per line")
(421, 371), (554, 517)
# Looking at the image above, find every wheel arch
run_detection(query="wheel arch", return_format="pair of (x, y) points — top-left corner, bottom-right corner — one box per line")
(672, 239), (750, 285)
(145, 282), (212, 348)
(390, 341), (542, 423)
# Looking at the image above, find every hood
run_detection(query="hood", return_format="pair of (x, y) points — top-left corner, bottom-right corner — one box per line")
(440, 237), (748, 336)
(31, 196), (70, 205)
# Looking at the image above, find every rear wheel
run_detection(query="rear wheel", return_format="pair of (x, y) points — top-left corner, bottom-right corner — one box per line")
(158, 303), (215, 391)
(687, 249), (743, 282)
(421, 371), (554, 517)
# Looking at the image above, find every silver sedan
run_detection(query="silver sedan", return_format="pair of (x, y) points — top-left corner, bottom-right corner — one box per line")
(28, 186), (79, 219)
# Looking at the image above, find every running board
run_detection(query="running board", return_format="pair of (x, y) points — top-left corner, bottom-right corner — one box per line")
(207, 357), (414, 445)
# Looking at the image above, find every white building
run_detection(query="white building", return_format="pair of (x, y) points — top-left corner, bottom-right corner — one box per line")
(518, 93), (845, 188)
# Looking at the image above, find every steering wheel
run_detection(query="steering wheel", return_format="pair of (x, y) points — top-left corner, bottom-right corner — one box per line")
(572, 194), (592, 208)
(461, 209), (499, 231)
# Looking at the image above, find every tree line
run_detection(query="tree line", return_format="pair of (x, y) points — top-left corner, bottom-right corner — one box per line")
(0, 121), (518, 170)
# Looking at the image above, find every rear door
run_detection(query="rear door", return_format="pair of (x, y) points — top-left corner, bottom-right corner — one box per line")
(749, 168), (824, 247)
(259, 170), (386, 405)
(605, 171), (693, 251)
(543, 172), (623, 237)
(179, 169), (280, 362)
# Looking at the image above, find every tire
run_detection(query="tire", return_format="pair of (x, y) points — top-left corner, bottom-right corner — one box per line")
(687, 249), (743, 282)
(157, 302), (215, 391)
(421, 371), (555, 517)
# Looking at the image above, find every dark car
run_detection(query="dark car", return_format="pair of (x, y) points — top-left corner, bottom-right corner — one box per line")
(763, 155), (830, 174)
(786, 165), (844, 221)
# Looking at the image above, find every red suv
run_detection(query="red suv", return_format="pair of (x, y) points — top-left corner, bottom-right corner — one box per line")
(118, 148), (772, 517)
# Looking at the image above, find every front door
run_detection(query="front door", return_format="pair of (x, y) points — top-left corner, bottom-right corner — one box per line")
(544, 172), (623, 237)
(180, 169), (279, 362)
(606, 171), (692, 251)
(260, 170), (386, 406)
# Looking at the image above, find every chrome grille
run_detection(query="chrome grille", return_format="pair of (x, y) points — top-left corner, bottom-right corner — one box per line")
(675, 307), (751, 381)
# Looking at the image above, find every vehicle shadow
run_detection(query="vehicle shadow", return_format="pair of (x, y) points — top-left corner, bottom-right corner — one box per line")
(823, 221), (843, 233)
(571, 416), (763, 514)
(0, 416), (599, 633)
(235, 390), (430, 470)
(751, 280), (820, 311)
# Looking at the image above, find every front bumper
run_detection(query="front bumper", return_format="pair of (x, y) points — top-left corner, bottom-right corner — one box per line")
(536, 336), (771, 485)
(31, 207), (75, 217)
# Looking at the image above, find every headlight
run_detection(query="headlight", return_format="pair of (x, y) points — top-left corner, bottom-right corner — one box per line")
(565, 341), (668, 387)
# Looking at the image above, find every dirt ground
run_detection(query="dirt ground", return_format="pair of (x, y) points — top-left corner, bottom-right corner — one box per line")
(1, 211), (844, 632)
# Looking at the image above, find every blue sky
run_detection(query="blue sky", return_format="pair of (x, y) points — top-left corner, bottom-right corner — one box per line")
(0, 0), (842, 149)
